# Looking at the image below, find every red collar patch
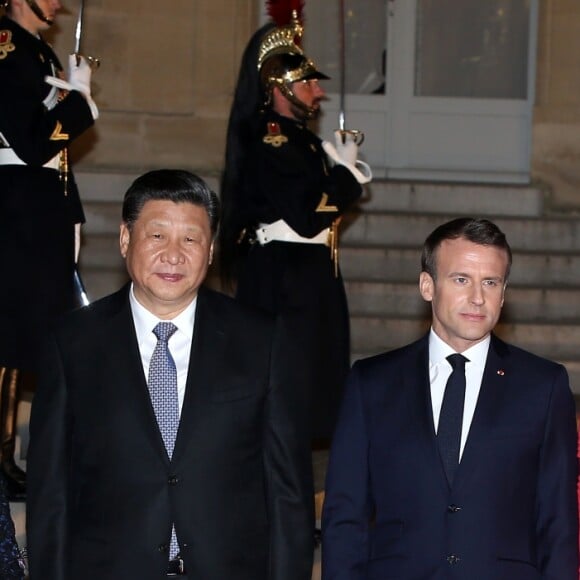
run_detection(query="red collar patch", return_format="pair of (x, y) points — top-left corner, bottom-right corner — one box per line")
(0, 30), (15, 60)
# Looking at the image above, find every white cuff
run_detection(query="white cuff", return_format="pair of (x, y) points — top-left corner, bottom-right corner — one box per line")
(322, 141), (373, 184)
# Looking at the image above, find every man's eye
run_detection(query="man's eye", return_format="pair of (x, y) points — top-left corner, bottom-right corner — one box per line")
(483, 279), (498, 287)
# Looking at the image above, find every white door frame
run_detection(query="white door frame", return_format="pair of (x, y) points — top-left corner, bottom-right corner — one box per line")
(257, 0), (539, 183)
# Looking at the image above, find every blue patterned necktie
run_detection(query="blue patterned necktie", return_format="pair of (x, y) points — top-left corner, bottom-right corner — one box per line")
(148, 321), (180, 558)
(437, 353), (468, 485)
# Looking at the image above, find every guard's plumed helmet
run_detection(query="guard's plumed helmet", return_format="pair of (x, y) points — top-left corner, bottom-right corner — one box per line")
(257, 2), (328, 118)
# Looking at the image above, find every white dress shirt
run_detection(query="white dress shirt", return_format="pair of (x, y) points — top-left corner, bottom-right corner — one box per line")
(428, 329), (490, 460)
(129, 285), (196, 415)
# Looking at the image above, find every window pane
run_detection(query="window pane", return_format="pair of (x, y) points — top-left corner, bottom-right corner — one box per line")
(415, 0), (530, 99)
(304, 0), (387, 95)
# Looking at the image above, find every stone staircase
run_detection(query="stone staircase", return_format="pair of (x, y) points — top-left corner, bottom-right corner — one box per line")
(75, 172), (580, 394)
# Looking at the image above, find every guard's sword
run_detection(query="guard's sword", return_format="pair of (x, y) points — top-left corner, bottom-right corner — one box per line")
(74, 0), (100, 68)
(338, 0), (346, 132)
(74, 268), (90, 307)
(73, 0), (84, 57)
(337, 0), (363, 145)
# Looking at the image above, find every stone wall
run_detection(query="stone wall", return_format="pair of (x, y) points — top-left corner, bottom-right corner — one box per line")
(47, 0), (256, 176)
(44, 1), (580, 208)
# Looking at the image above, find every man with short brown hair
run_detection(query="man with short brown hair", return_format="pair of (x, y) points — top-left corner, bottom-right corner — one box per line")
(323, 217), (578, 579)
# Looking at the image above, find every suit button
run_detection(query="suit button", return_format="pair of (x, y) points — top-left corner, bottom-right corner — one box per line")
(447, 554), (460, 565)
(168, 476), (179, 485)
(447, 504), (462, 513)
(158, 543), (169, 553)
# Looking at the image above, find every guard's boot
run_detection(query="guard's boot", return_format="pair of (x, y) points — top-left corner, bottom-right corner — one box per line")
(0, 367), (26, 502)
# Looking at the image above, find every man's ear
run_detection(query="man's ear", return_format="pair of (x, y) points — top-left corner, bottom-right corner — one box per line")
(419, 271), (434, 303)
(208, 241), (214, 265)
(119, 223), (130, 258)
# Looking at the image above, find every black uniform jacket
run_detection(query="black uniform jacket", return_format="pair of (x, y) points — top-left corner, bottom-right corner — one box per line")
(240, 110), (362, 238)
(0, 15), (94, 370)
(235, 110), (363, 439)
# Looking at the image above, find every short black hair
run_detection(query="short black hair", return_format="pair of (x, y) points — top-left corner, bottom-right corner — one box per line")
(421, 217), (512, 281)
(122, 169), (220, 236)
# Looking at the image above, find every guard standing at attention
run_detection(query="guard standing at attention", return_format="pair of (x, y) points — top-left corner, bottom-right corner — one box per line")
(219, 0), (372, 444)
(0, 0), (98, 500)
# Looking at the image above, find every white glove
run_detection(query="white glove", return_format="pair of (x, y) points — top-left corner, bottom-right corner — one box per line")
(68, 54), (92, 97)
(334, 130), (359, 166)
(44, 56), (99, 120)
(322, 138), (373, 185)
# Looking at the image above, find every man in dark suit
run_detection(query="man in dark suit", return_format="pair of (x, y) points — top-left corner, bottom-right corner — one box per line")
(322, 217), (578, 579)
(26, 169), (313, 579)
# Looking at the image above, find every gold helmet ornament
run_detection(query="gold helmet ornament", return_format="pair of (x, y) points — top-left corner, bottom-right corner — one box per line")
(258, 0), (329, 119)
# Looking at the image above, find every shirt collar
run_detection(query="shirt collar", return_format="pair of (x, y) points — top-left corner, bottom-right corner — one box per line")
(428, 328), (490, 368)
(129, 284), (196, 341)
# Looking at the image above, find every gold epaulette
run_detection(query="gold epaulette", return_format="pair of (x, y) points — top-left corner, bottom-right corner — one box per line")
(0, 29), (15, 60)
(263, 121), (288, 148)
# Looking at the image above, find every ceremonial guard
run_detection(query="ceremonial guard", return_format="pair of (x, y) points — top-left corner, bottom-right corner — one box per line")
(0, 0), (97, 500)
(220, 0), (372, 443)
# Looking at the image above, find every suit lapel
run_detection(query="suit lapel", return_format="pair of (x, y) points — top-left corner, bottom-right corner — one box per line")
(405, 337), (451, 492)
(172, 289), (226, 464)
(453, 334), (508, 487)
(103, 286), (172, 464)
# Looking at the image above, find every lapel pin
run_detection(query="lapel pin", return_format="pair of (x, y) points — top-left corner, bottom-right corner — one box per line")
(497, 369), (505, 376)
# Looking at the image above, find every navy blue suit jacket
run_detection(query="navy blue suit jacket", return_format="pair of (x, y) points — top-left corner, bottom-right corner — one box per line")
(322, 334), (578, 580)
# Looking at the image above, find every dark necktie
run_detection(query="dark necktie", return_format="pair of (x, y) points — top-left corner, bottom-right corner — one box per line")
(148, 322), (180, 558)
(437, 353), (468, 485)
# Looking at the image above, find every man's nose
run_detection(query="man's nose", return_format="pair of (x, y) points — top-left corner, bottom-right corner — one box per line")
(161, 242), (185, 264)
(470, 284), (484, 305)
(313, 83), (326, 98)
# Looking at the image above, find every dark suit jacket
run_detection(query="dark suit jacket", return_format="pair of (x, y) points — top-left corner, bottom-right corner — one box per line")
(322, 334), (578, 580)
(26, 285), (313, 579)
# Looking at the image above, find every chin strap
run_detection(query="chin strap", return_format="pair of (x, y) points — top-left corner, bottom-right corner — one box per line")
(26, 0), (53, 25)
(278, 82), (317, 120)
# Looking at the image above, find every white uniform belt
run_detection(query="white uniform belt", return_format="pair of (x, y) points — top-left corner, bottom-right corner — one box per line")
(255, 219), (330, 246)
(0, 148), (60, 171)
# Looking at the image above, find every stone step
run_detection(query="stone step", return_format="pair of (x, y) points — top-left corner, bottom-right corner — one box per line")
(76, 171), (544, 218)
(361, 181), (545, 216)
(79, 267), (129, 302)
(341, 213), (580, 252)
(80, 234), (124, 269)
(350, 317), (580, 362)
(560, 361), (580, 395)
(82, 201), (123, 235)
(345, 281), (580, 323)
(340, 247), (580, 288)
(76, 171), (221, 203)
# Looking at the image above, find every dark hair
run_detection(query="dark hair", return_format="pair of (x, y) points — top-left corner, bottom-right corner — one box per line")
(122, 169), (220, 236)
(421, 217), (512, 281)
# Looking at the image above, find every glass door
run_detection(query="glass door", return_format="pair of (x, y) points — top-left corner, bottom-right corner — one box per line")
(259, 0), (538, 183)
